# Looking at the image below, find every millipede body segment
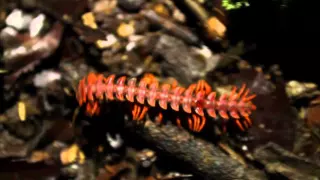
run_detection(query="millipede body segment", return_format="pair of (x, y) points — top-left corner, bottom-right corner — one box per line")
(76, 72), (257, 133)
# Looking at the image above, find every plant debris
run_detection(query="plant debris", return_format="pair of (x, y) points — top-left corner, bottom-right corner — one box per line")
(0, 0), (319, 179)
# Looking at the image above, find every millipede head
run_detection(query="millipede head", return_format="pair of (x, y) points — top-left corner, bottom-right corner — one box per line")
(141, 73), (158, 83)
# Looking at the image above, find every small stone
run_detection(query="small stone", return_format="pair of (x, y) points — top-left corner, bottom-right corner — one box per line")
(117, 22), (135, 38)
(118, 0), (145, 12)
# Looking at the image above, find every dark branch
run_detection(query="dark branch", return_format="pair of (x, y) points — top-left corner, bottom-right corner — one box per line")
(125, 120), (267, 180)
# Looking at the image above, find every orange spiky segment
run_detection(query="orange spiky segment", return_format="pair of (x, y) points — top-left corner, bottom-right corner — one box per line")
(141, 72), (159, 108)
(147, 81), (159, 107)
(105, 74), (116, 100)
(194, 91), (206, 116)
(136, 79), (148, 104)
(206, 92), (217, 118)
(126, 78), (137, 102)
(182, 84), (196, 114)
(131, 74), (159, 121)
(159, 84), (170, 110)
(171, 86), (185, 111)
(115, 76), (127, 101)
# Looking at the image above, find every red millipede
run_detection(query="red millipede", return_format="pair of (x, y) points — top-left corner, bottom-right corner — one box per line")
(76, 72), (257, 133)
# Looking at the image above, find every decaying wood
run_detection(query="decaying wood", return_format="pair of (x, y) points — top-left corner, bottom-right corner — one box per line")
(125, 119), (268, 180)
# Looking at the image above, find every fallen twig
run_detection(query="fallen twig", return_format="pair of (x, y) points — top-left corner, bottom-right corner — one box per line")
(125, 119), (267, 180)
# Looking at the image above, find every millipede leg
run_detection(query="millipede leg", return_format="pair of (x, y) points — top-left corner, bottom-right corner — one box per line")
(132, 104), (149, 122)
(222, 125), (227, 133)
(186, 114), (207, 132)
(138, 106), (149, 121)
(234, 117), (252, 132)
(198, 116), (206, 132)
(86, 102), (100, 116)
(176, 118), (182, 128)
(193, 115), (199, 132)
(235, 119), (245, 132)
(188, 118), (193, 131)
(243, 121), (249, 129)
(194, 80), (212, 95)
(132, 104), (140, 121)
(155, 113), (163, 125)
(244, 116), (252, 126)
